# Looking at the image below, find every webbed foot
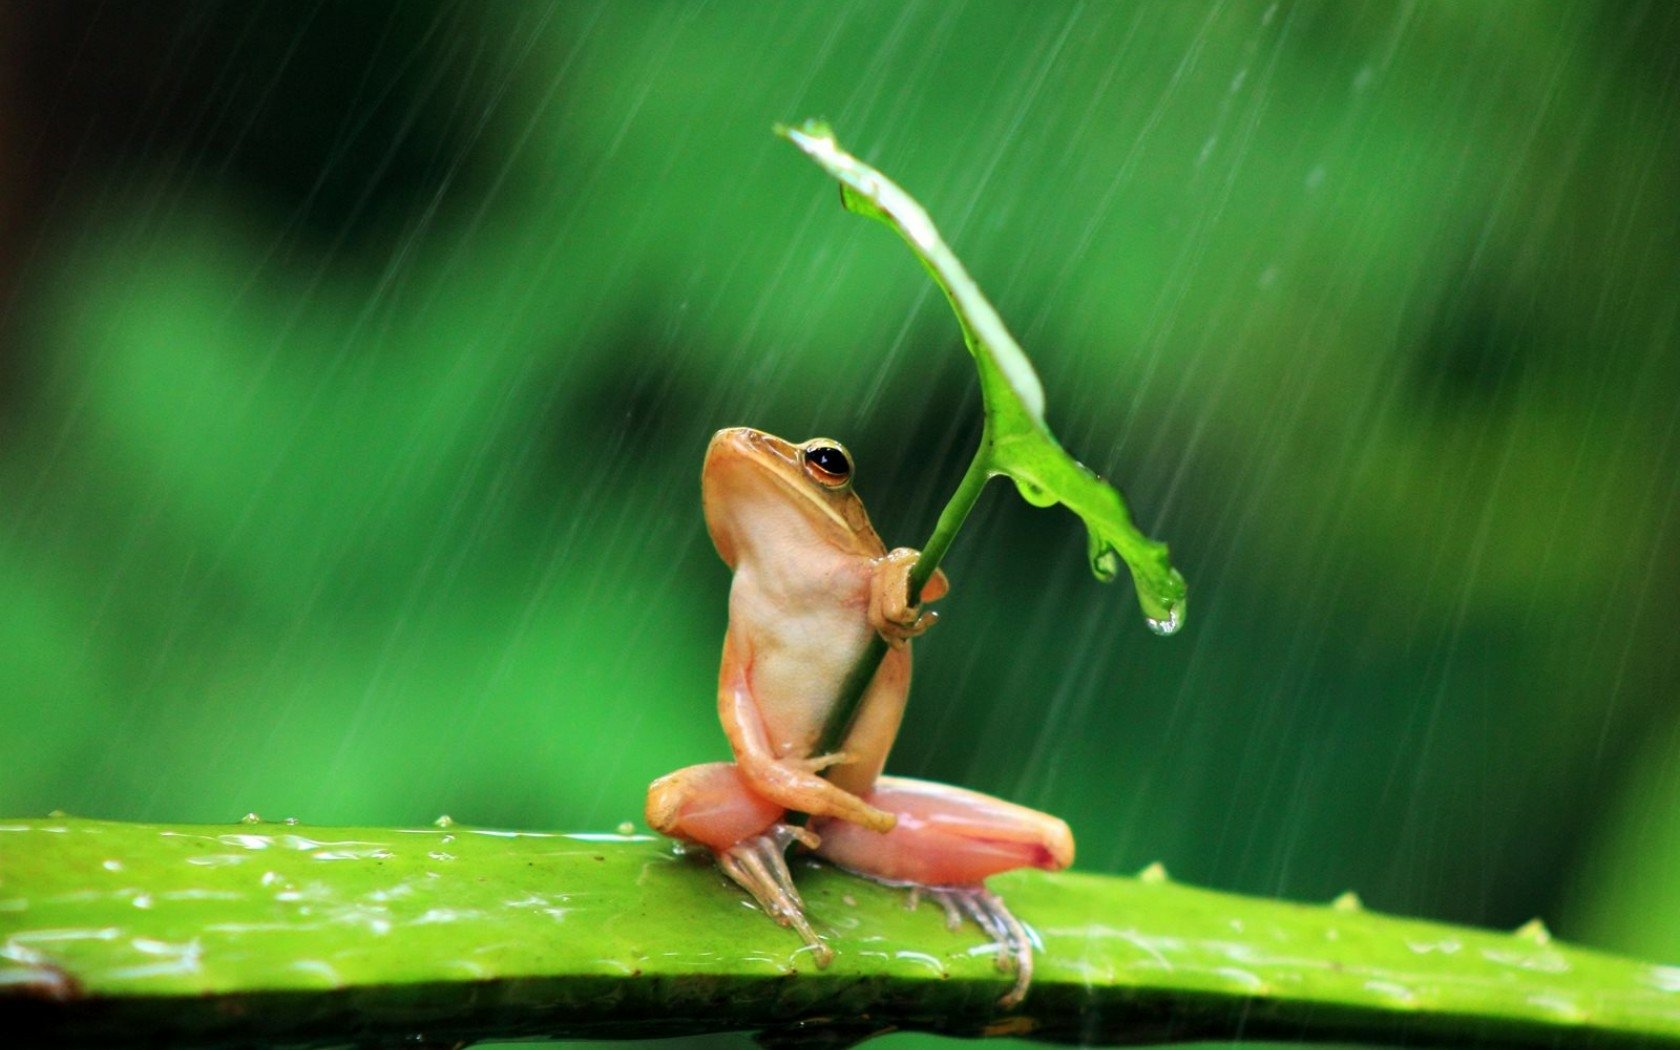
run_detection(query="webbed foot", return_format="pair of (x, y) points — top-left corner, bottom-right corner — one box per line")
(716, 824), (834, 967)
(919, 886), (1036, 1008)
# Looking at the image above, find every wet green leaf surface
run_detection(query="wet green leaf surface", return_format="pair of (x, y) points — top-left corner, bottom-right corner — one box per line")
(3, 819), (1676, 1047)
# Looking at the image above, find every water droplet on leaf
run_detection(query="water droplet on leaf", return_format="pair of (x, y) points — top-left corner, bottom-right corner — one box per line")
(1146, 603), (1183, 636)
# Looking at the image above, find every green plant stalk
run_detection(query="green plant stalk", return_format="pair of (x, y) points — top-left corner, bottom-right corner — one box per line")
(907, 425), (995, 600)
(819, 429), (996, 756)
(3, 818), (1677, 1048)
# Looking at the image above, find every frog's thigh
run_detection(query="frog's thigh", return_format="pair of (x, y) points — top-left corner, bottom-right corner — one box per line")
(646, 762), (785, 852)
(813, 775), (1074, 886)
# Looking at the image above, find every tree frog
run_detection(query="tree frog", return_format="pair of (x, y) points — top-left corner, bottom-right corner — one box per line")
(646, 427), (1074, 1006)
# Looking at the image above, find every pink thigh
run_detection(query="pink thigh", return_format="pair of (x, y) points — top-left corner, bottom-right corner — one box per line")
(645, 762), (785, 852)
(812, 775), (1074, 886)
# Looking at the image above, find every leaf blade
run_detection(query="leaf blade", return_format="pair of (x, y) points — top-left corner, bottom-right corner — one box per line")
(778, 119), (1186, 630)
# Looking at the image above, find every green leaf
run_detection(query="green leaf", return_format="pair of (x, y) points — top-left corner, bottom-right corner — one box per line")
(778, 119), (1186, 632)
(4, 818), (1678, 1048)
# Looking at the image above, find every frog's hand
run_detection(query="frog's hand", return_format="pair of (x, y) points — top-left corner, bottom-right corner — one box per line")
(870, 549), (949, 647)
(718, 632), (898, 833)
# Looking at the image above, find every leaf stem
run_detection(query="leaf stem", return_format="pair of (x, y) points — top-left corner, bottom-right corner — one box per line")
(907, 430), (994, 600)
(817, 433), (995, 757)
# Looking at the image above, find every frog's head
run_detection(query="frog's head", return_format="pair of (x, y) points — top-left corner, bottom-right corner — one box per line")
(702, 427), (882, 568)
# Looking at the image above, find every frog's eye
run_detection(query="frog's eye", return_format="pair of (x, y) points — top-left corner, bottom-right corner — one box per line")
(802, 442), (852, 488)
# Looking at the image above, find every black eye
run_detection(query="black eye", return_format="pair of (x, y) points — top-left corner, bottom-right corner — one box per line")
(803, 443), (852, 486)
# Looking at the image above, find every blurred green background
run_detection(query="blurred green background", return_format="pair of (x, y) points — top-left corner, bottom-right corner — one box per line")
(2, 0), (1677, 1020)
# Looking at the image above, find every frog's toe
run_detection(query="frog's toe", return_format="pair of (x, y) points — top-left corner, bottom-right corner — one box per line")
(927, 886), (1035, 1008)
(891, 608), (939, 639)
(796, 750), (855, 774)
(716, 825), (833, 967)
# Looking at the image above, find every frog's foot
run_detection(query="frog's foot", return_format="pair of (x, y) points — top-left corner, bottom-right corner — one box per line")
(812, 775), (1072, 1007)
(869, 548), (947, 647)
(646, 764), (836, 964)
(924, 885), (1035, 1009)
(716, 824), (833, 967)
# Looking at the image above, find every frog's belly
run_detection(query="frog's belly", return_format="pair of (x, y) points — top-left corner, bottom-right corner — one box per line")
(749, 614), (875, 759)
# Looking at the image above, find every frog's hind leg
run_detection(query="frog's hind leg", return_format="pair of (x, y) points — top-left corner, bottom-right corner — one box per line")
(811, 775), (1074, 885)
(811, 775), (1073, 1006)
(645, 762), (833, 965)
(646, 761), (785, 850)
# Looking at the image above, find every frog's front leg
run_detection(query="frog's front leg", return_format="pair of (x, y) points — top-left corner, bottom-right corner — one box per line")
(645, 761), (833, 965)
(718, 628), (898, 832)
(811, 775), (1074, 1007)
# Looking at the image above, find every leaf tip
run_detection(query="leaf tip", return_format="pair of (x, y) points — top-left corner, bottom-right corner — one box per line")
(1126, 563), (1186, 635)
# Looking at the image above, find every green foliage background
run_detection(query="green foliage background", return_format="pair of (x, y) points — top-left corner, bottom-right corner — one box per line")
(2, 0), (1676, 1020)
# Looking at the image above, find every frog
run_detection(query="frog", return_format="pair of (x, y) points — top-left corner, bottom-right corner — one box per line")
(645, 427), (1074, 1006)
